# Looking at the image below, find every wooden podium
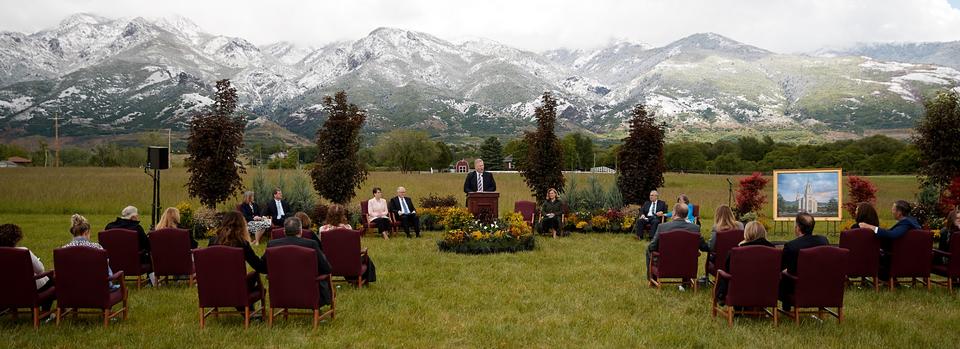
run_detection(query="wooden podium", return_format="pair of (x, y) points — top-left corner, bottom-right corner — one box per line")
(467, 192), (499, 222)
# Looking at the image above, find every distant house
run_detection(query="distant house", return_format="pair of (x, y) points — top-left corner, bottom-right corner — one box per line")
(455, 159), (469, 173)
(0, 160), (18, 168)
(7, 156), (31, 165)
(591, 166), (615, 173)
(502, 155), (514, 170)
(268, 152), (287, 160)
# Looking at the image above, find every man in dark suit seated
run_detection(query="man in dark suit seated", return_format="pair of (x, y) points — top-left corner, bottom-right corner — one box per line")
(857, 200), (921, 280)
(263, 187), (291, 227)
(635, 190), (667, 240)
(780, 212), (829, 311)
(463, 158), (497, 193)
(267, 217), (333, 306)
(389, 186), (421, 238)
(646, 203), (709, 281)
(105, 205), (151, 264)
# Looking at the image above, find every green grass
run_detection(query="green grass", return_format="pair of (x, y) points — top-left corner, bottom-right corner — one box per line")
(1, 168), (954, 348)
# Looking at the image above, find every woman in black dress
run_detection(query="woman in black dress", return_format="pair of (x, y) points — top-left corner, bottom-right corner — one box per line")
(208, 211), (266, 274)
(539, 188), (564, 238)
(851, 202), (880, 230)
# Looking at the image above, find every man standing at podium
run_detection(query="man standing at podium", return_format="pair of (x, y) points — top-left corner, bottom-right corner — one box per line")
(463, 158), (497, 193)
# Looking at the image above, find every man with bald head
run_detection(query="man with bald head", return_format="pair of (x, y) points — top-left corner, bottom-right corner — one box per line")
(389, 186), (421, 238)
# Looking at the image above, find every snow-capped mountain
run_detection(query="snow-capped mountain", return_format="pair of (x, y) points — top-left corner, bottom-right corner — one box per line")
(2, 13), (959, 141)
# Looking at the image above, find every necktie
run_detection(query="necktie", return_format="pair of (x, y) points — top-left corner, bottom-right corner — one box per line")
(400, 197), (409, 214)
(276, 200), (284, 219)
(477, 172), (484, 192)
(648, 202), (655, 217)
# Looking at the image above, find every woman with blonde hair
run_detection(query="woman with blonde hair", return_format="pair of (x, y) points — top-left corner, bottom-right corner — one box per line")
(539, 188), (564, 238)
(715, 221), (774, 305)
(240, 191), (272, 245)
(152, 207), (198, 248)
(708, 205), (744, 250)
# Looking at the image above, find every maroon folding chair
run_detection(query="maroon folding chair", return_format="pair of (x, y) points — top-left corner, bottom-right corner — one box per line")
(302, 230), (318, 241)
(321, 228), (370, 288)
(932, 232), (960, 291)
(649, 230), (702, 291)
(193, 246), (265, 329)
(514, 200), (536, 227)
(712, 246), (782, 327)
(839, 228), (881, 291)
(705, 229), (744, 285)
(270, 227), (285, 240)
(265, 245), (335, 328)
(360, 201), (397, 236)
(0, 247), (56, 328)
(149, 228), (195, 287)
(779, 246), (849, 324)
(884, 229), (933, 290)
(98, 228), (152, 289)
(53, 246), (128, 328)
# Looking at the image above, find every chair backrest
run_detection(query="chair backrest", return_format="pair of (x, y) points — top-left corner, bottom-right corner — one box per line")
(193, 246), (251, 308)
(271, 227), (285, 240)
(514, 200), (536, 223)
(360, 200), (369, 216)
(691, 204), (700, 219)
(889, 229), (933, 278)
(839, 228), (881, 278)
(320, 228), (363, 277)
(149, 228), (194, 276)
(266, 245), (320, 309)
(53, 246), (111, 308)
(657, 230), (702, 278)
(794, 246), (849, 308)
(235, 204), (244, 213)
(98, 228), (145, 276)
(724, 246), (782, 307)
(710, 229), (745, 273)
(0, 247), (41, 307)
(302, 229), (317, 241)
(949, 232), (960, 276)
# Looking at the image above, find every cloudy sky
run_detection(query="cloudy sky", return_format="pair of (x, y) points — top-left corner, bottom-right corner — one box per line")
(2, 0), (960, 53)
(776, 172), (841, 203)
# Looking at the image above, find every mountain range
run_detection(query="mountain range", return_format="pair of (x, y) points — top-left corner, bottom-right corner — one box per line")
(2, 13), (959, 143)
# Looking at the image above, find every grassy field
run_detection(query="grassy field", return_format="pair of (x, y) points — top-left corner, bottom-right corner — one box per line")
(2, 168), (955, 348)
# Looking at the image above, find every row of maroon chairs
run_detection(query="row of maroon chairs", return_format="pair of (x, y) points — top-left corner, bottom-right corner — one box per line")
(98, 228), (195, 290)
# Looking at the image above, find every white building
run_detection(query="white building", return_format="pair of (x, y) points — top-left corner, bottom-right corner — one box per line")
(796, 181), (818, 213)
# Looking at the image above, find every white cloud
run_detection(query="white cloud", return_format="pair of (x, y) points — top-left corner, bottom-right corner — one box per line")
(0, 0), (959, 53)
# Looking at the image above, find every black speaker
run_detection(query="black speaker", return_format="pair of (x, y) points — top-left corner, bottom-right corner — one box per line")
(147, 146), (169, 170)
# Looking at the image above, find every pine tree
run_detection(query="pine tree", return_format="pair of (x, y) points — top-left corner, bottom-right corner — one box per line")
(479, 136), (504, 171)
(310, 91), (368, 205)
(520, 92), (565, 202)
(617, 104), (666, 205)
(185, 79), (246, 209)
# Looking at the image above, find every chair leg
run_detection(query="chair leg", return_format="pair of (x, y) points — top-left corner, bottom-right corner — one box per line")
(794, 309), (800, 325)
(874, 275), (879, 292)
(313, 309), (319, 329)
(726, 306), (733, 327)
(926, 277), (931, 290)
(11, 308), (17, 320)
(33, 307), (40, 329)
(122, 289), (129, 319)
(55, 307), (61, 326)
(199, 307), (205, 329)
(244, 306), (250, 330)
(268, 307), (273, 327)
(103, 309), (110, 328)
(838, 307), (844, 324)
(773, 307), (779, 327)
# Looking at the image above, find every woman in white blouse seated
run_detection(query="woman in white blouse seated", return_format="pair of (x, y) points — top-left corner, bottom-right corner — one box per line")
(0, 223), (54, 311)
(367, 187), (392, 240)
(240, 191), (272, 245)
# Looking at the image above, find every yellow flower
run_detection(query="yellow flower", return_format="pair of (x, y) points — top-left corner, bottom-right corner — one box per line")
(576, 221), (588, 229)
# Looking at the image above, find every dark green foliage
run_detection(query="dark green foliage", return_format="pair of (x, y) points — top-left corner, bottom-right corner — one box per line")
(519, 92), (566, 202)
(310, 91), (368, 205)
(437, 236), (536, 254)
(480, 136), (504, 171)
(664, 142), (707, 172)
(374, 130), (436, 173)
(561, 133), (594, 170)
(185, 79), (246, 208)
(432, 141), (454, 170)
(914, 90), (960, 187)
(418, 193), (459, 208)
(617, 104), (666, 205)
(503, 138), (529, 170)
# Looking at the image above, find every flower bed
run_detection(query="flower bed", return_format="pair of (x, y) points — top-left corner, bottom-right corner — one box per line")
(562, 208), (636, 233)
(438, 212), (536, 254)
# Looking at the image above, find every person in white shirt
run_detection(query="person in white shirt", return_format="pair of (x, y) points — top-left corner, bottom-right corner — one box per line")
(1, 223), (55, 311)
(264, 188), (291, 227)
(389, 186), (421, 238)
(367, 187), (392, 240)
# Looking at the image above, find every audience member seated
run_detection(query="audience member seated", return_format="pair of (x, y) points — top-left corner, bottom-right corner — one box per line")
(367, 187), (392, 240)
(65, 214), (118, 290)
(294, 211), (320, 244)
(646, 203), (709, 280)
(781, 212), (828, 311)
(264, 187), (292, 227)
(153, 207), (198, 249)
(665, 194), (698, 225)
(267, 217), (333, 306)
(0, 223), (54, 311)
(937, 209), (959, 265)
(857, 200), (921, 279)
(635, 190), (667, 240)
(105, 206), (150, 264)
(240, 191), (272, 245)
(389, 186), (421, 238)
(539, 188), (564, 238)
(208, 211), (267, 274)
(322, 204), (377, 283)
(708, 205), (743, 250)
(715, 221), (774, 305)
(850, 202), (880, 230)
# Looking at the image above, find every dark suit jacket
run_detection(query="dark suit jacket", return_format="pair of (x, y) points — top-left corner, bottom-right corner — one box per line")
(240, 202), (261, 222)
(105, 218), (150, 253)
(389, 196), (417, 216)
(266, 236), (333, 305)
(263, 199), (291, 226)
(782, 234), (829, 274)
(876, 216), (921, 240)
(463, 171), (497, 193)
(639, 200), (668, 221)
(648, 219), (708, 252)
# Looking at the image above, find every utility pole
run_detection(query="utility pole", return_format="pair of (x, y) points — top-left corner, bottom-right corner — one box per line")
(52, 111), (61, 168)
